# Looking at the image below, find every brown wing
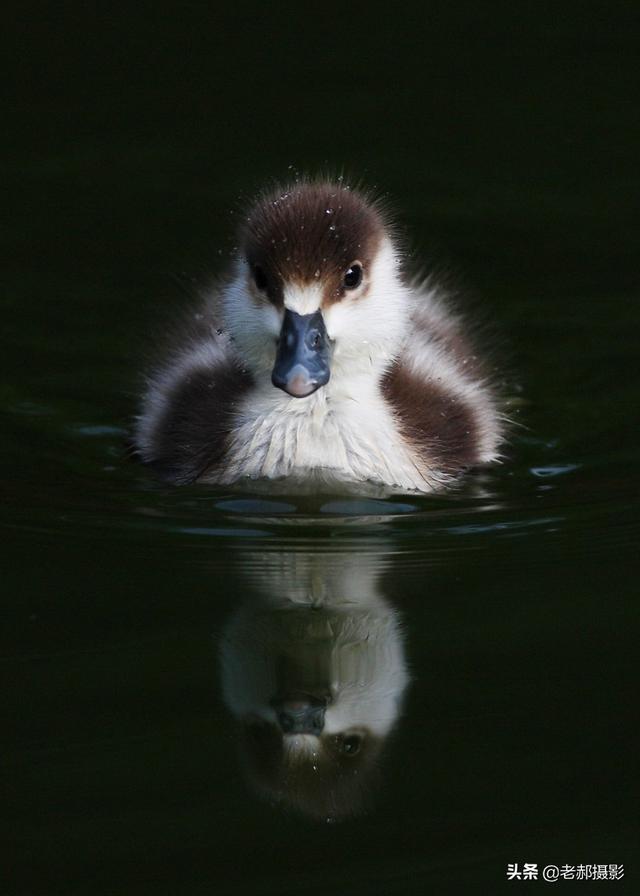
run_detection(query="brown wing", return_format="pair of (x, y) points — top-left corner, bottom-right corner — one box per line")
(381, 359), (482, 475)
(135, 355), (253, 485)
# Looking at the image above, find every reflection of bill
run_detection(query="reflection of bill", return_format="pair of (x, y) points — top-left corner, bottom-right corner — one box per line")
(219, 551), (409, 819)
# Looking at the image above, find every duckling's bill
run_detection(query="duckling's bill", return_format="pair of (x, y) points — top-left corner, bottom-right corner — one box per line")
(271, 308), (331, 398)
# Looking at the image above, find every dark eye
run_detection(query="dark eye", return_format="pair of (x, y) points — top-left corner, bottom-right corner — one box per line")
(341, 735), (362, 755)
(253, 265), (268, 291)
(343, 263), (363, 290)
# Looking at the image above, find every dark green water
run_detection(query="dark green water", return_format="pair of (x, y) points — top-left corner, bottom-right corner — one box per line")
(3, 5), (638, 894)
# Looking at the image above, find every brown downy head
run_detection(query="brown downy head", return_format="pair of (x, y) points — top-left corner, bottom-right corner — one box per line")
(240, 180), (386, 307)
(224, 180), (406, 399)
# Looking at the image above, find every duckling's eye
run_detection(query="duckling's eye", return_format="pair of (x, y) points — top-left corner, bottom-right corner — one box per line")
(253, 265), (268, 291)
(340, 735), (362, 755)
(343, 263), (363, 291)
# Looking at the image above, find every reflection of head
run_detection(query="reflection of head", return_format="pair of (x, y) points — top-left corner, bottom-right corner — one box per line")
(239, 721), (383, 820)
(220, 552), (409, 820)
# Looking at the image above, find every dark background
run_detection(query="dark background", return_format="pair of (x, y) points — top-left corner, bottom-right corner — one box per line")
(3, 3), (638, 894)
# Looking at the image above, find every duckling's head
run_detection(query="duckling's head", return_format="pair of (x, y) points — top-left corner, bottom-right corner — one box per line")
(224, 180), (408, 397)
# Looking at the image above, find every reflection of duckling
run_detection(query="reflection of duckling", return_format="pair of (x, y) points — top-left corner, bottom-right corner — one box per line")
(219, 552), (409, 819)
(134, 179), (503, 493)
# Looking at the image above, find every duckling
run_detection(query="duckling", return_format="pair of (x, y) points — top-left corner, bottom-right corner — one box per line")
(133, 179), (503, 493)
